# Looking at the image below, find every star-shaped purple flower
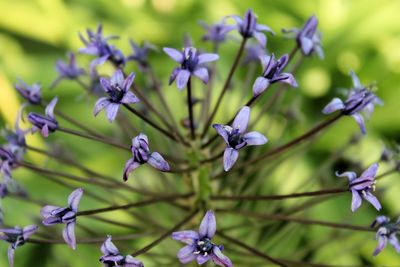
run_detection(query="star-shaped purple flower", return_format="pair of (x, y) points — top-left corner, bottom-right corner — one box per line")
(51, 52), (85, 88)
(0, 225), (38, 267)
(14, 79), (41, 105)
(163, 47), (219, 90)
(172, 210), (233, 267)
(93, 69), (139, 122)
(252, 54), (298, 96)
(213, 106), (268, 171)
(127, 40), (157, 72)
(322, 71), (382, 134)
(41, 188), (83, 250)
(123, 133), (170, 181)
(100, 235), (143, 267)
(79, 24), (125, 74)
(27, 96), (59, 137)
(336, 163), (381, 212)
(231, 9), (274, 47)
(370, 216), (400, 256)
(283, 15), (323, 58)
(199, 18), (235, 45)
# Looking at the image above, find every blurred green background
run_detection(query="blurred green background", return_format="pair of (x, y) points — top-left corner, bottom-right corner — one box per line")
(0, 0), (400, 266)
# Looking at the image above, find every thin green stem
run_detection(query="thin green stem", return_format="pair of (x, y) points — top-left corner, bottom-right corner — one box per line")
(201, 37), (248, 138)
(187, 78), (195, 140)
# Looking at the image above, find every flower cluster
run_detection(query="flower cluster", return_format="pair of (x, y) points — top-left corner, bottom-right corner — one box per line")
(0, 6), (397, 267)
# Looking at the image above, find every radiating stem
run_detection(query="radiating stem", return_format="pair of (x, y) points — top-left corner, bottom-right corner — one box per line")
(57, 126), (130, 151)
(77, 193), (193, 216)
(201, 37), (248, 138)
(217, 209), (374, 232)
(130, 209), (199, 257)
(211, 188), (348, 201)
(217, 231), (287, 266)
(123, 104), (189, 146)
(187, 78), (195, 139)
(215, 113), (343, 177)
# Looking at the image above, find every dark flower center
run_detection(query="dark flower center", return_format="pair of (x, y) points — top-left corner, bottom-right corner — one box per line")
(194, 237), (214, 256)
(343, 89), (375, 115)
(228, 129), (245, 149)
(134, 148), (150, 164)
(109, 84), (125, 103)
(181, 50), (198, 72)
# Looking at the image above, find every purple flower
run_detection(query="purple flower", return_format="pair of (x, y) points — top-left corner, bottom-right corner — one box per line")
(123, 133), (170, 181)
(0, 146), (19, 179)
(27, 97), (59, 137)
(283, 15), (323, 58)
(127, 40), (157, 71)
(0, 183), (8, 198)
(336, 163), (381, 212)
(371, 216), (400, 256)
(4, 108), (28, 149)
(50, 52), (85, 88)
(0, 225), (38, 267)
(79, 24), (125, 74)
(100, 235), (143, 267)
(231, 9), (274, 47)
(242, 43), (267, 65)
(322, 71), (382, 134)
(163, 47), (219, 90)
(93, 69), (139, 122)
(199, 18), (235, 44)
(14, 79), (41, 105)
(172, 210), (233, 267)
(252, 54), (298, 96)
(213, 106), (268, 171)
(41, 188), (83, 250)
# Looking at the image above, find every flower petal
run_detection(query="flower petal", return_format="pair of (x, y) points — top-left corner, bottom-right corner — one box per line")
(198, 53), (219, 65)
(197, 255), (210, 265)
(363, 192), (381, 211)
(121, 91), (140, 104)
(212, 246), (233, 267)
(41, 124), (49, 138)
(276, 73), (298, 88)
(169, 67), (180, 85)
(360, 163), (379, 179)
(352, 113), (366, 135)
(100, 77), (112, 93)
(123, 72), (136, 91)
(101, 235), (119, 255)
(111, 69), (124, 86)
(253, 32), (267, 48)
(177, 245), (196, 264)
(41, 205), (62, 218)
(63, 222), (77, 250)
(68, 188), (83, 211)
(389, 234), (400, 253)
(148, 152), (170, 172)
(8, 246), (14, 267)
(252, 77), (270, 97)
(123, 158), (140, 181)
(22, 225), (38, 240)
(193, 68), (209, 84)
(105, 103), (120, 122)
(373, 232), (387, 256)
(223, 148), (239, 172)
(350, 70), (363, 90)
(199, 210), (216, 238)
(176, 70), (191, 90)
(45, 97), (58, 118)
(335, 171), (357, 182)
(172, 230), (199, 245)
(93, 97), (110, 116)
(212, 124), (231, 144)
(299, 37), (314, 55)
(163, 47), (183, 63)
(351, 190), (362, 212)
(243, 131), (268, 146)
(322, 98), (345, 114)
(232, 106), (250, 133)
(124, 255), (144, 267)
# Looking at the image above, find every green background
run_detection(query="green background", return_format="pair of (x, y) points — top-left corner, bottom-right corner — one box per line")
(0, 0), (400, 266)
